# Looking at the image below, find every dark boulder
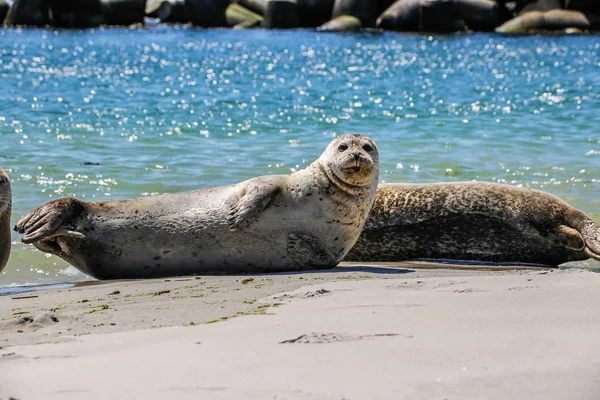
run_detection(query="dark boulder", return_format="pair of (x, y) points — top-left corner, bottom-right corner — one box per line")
(496, 8), (599, 32)
(47, 0), (102, 27)
(0, 0), (10, 24)
(454, 0), (511, 31)
(566, 0), (600, 14)
(164, 0), (189, 23)
(263, 0), (299, 29)
(186, 0), (231, 27)
(378, 0), (397, 14)
(317, 14), (361, 30)
(147, 0), (173, 20)
(332, 0), (379, 27)
(377, 0), (465, 32)
(102, 0), (146, 25)
(297, 0), (334, 27)
(512, 0), (564, 14)
(3, 0), (49, 26)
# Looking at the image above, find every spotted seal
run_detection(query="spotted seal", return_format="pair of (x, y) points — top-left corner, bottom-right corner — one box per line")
(0, 168), (11, 273)
(15, 134), (379, 279)
(346, 182), (600, 266)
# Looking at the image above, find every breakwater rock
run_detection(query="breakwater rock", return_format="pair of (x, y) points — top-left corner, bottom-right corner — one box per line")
(1, 0), (598, 33)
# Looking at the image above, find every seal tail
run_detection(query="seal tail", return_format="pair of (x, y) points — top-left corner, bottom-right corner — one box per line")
(569, 213), (600, 262)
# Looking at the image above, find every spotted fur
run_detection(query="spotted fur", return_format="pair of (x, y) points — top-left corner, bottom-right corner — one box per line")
(346, 182), (600, 266)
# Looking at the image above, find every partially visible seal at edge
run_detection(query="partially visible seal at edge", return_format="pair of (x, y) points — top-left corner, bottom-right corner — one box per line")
(346, 182), (600, 266)
(0, 168), (12, 273)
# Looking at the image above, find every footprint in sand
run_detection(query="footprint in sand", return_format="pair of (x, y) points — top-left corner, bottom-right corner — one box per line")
(452, 288), (486, 293)
(508, 286), (540, 291)
(272, 288), (332, 301)
(279, 332), (407, 344)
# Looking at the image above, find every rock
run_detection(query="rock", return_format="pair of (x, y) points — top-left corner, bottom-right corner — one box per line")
(233, 18), (262, 27)
(496, 8), (598, 32)
(542, 8), (597, 29)
(226, 3), (262, 26)
(164, 0), (189, 23)
(377, 0), (465, 32)
(332, 0), (379, 26)
(297, 0), (334, 27)
(263, 0), (299, 28)
(237, 0), (268, 15)
(3, 0), (49, 26)
(496, 9), (545, 31)
(377, 0), (419, 30)
(421, 0), (465, 31)
(47, 0), (103, 27)
(102, 0), (146, 26)
(186, 0), (231, 27)
(0, 0), (9, 24)
(317, 14), (361, 30)
(146, 0), (172, 20)
(454, 0), (510, 31)
(566, 0), (600, 13)
(378, 0), (397, 13)
(513, 0), (564, 14)
(48, 0), (144, 27)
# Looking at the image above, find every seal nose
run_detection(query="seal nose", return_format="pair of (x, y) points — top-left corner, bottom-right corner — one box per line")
(352, 152), (361, 160)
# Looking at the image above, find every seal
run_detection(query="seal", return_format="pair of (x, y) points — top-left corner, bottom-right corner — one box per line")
(15, 134), (379, 279)
(346, 182), (600, 266)
(0, 168), (12, 273)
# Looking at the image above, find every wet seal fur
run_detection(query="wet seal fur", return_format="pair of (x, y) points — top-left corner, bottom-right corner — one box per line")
(346, 182), (600, 266)
(15, 134), (379, 279)
(0, 168), (11, 273)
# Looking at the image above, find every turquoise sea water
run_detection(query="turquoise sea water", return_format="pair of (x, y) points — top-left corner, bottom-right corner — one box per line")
(0, 27), (599, 287)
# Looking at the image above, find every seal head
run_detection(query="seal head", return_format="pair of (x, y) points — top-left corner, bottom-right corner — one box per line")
(319, 134), (379, 195)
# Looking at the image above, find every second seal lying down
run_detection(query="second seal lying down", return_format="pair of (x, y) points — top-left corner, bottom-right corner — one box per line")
(346, 182), (600, 266)
(15, 134), (379, 279)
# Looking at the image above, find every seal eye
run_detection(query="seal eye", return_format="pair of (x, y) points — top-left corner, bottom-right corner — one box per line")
(362, 143), (373, 152)
(338, 144), (348, 152)
(0, 178), (5, 185)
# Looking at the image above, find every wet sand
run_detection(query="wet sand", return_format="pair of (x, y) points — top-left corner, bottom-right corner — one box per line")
(1, 262), (599, 399)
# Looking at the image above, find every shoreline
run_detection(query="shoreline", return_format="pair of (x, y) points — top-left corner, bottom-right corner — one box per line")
(0, 261), (553, 348)
(1, 259), (597, 296)
(1, 265), (599, 399)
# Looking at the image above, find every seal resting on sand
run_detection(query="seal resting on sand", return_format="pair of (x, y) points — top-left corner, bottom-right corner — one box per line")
(0, 168), (11, 273)
(15, 134), (379, 279)
(346, 182), (600, 266)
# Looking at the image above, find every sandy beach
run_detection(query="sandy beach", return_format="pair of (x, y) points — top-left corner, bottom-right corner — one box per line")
(1, 262), (599, 399)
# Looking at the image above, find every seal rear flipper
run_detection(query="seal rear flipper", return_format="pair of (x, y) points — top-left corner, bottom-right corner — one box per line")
(579, 219), (600, 261)
(15, 197), (85, 244)
(557, 225), (585, 252)
(228, 182), (280, 231)
(288, 233), (337, 268)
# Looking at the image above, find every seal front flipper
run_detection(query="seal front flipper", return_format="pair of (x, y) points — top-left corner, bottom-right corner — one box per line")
(15, 197), (85, 244)
(228, 182), (281, 231)
(288, 233), (337, 268)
